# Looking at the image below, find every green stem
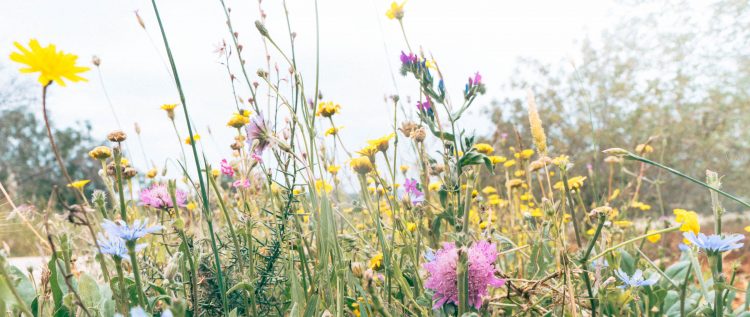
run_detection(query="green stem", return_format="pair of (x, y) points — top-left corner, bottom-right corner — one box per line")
(149, 0), (229, 313)
(114, 257), (129, 315)
(626, 153), (750, 209)
(589, 226), (679, 263)
(126, 241), (147, 308)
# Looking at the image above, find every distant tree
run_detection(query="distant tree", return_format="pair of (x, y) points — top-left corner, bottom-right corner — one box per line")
(0, 66), (99, 204)
(486, 0), (750, 212)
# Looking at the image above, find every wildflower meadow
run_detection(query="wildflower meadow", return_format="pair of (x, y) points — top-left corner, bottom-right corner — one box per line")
(2, 1), (750, 316)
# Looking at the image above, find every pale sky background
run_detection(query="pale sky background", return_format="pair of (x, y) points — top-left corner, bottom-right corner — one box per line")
(0, 0), (615, 173)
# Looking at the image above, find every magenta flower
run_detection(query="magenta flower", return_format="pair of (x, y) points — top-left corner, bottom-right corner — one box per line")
(233, 179), (251, 188)
(423, 241), (505, 309)
(400, 51), (418, 65)
(251, 152), (263, 163)
(139, 184), (187, 209)
(220, 159), (234, 176)
(404, 178), (423, 198)
(245, 114), (271, 155)
(469, 72), (482, 86)
(416, 99), (432, 112)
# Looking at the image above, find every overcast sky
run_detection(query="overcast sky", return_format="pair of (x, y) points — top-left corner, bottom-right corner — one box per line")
(0, 0), (614, 172)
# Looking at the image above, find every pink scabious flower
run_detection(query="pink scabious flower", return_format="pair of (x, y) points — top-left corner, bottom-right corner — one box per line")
(423, 241), (505, 309)
(139, 184), (187, 209)
(220, 159), (234, 176)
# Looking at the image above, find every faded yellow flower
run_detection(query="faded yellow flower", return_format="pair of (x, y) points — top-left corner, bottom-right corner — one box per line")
(385, 1), (406, 20)
(503, 160), (517, 168)
(613, 220), (633, 228)
(481, 186), (497, 195)
(350, 157), (374, 175)
(146, 168), (158, 179)
(88, 146), (112, 160)
(315, 180), (333, 193)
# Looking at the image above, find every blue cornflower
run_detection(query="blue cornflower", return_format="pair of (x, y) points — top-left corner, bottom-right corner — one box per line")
(683, 232), (744, 254)
(614, 269), (659, 289)
(97, 234), (146, 259)
(102, 219), (163, 242)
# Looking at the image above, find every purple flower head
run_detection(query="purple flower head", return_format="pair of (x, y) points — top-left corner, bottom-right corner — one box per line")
(404, 178), (424, 197)
(683, 232), (744, 254)
(139, 184), (187, 209)
(423, 241), (505, 309)
(400, 51), (418, 65)
(220, 159), (234, 177)
(251, 152), (263, 163)
(416, 99), (432, 112)
(614, 269), (659, 289)
(102, 219), (163, 242)
(245, 113), (271, 155)
(472, 72), (482, 86)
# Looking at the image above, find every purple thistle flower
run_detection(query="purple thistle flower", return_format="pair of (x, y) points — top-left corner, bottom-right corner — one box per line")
(423, 241), (505, 309)
(472, 72), (482, 86)
(220, 159), (234, 176)
(683, 232), (744, 254)
(139, 184), (187, 209)
(245, 114), (271, 155)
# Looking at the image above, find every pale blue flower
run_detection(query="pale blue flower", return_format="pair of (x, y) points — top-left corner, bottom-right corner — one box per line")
(683, 232), (744, 254)
(97, 233), (146, 259)
(102, 219), (163, 242)
(614, 269), (659, 289)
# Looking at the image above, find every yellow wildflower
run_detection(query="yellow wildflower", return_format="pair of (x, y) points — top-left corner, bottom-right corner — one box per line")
(406, 222), (417, 232)
(350, 157), (374, 175)
(428, 182), (442, 191)
(385, 1), (406, 20)
(673, 209), (700, 234)
(527, 91), (547, 155)
(325, 126), (343, 136)
(185, 134), (200, 145)
(227, 113), (250, 128)
(646, 231), (661, 243)
(327, 165), (341, 175)
(356, 145), (379, 158)
(481, 186), (497, 195)
(238, 109), (252, 117)
(613, 220), (633, 228)
(88, 146), (112, 160)
(10, 39), (89, 86)
(503, 160), (516, 168)
(316, 101), (341, 117)
(161, 103), (178, 111)
(530, 208), (543, 217)
(315, 180), (333, 193)
(553, 176), (586, 191)
(400, 165), (409, 173)
(369, 253), (384, 270)
(631, 201), (652, 211)
(489, 156), (507, 164)
(146, 168), (158, 179)
(368, 133), (395, 152)
(211, 169), (220, 178)
(473, 143), (494, 155)
(186, 202), (197, 211)
(519, 149), (535, 160)
(609, 188), (620, 201)
(67, 180), (90, 190)
(479, 221), (489, 230)
(635, 143), (654, 154)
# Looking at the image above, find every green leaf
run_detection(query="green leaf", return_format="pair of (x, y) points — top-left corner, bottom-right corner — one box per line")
(664, 261), (690, 283)
(78, 274), (101, 310)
